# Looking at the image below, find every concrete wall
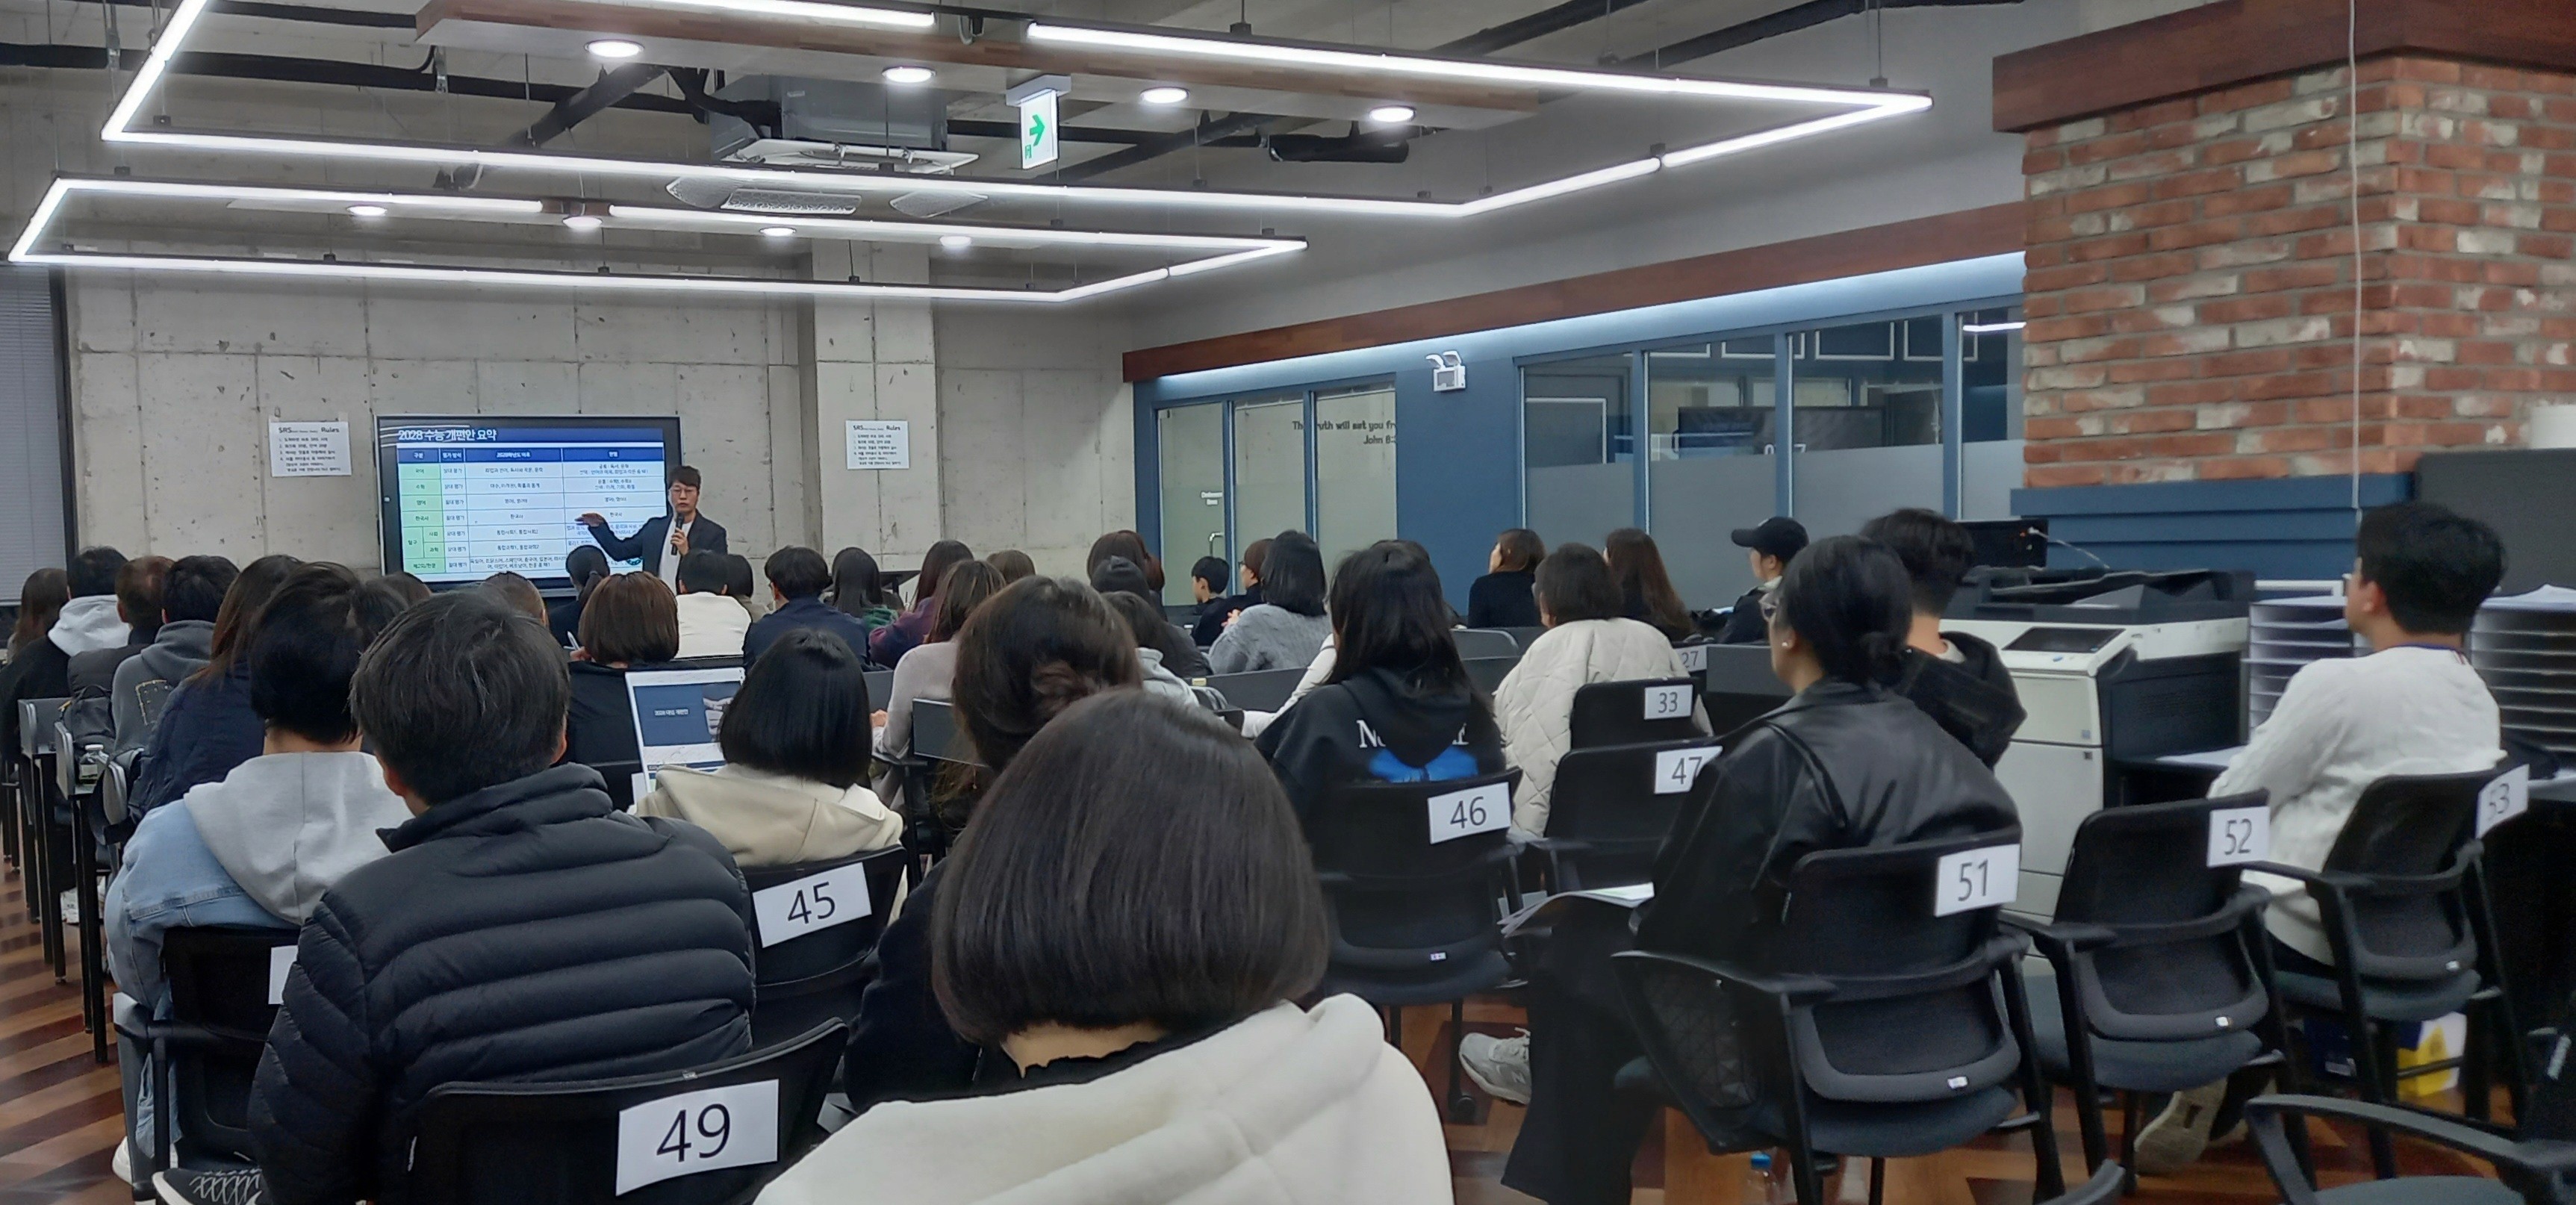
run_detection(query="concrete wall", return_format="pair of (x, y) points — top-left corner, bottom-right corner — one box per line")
(936, 308), (1137, 577)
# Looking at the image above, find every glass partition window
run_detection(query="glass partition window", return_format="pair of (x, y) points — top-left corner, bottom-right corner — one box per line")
(1155, 404), (1228, 606)
(1522, 354), (1634, 552)
(1646, 340), (1776, 605)
(1313, 384), (1398, 573)
(1231, 396), (1308, 554)
(1790, 319), (1947, 540)
(1959, 305), (2026, 520)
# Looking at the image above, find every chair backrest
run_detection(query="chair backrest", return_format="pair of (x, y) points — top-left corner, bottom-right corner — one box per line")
(588, 762), (646, 812)
(740, 847), (909, 1047)
(1699, 644), (1795, 733)
(2053, 794), (2272, 1041)
(1463, 656), (1517, 694)
(1452, 629), (1519, 659)
(1307, 770), (1519, 971)
(909, 700), (977, 765)
(408, 1021), (848, 1205)
(1201, 667), (1310, 712)
(101, 751), (132, 828)
(162, 926), (302, 1159)
(1500, 626), (1549, 651)
(862, 670), (893, 708)
(19, 697), (67, 759)
(2319, 769), (2495, 982)
(1543, 739), (1720, 891)
(1568, 679), (1704, 750)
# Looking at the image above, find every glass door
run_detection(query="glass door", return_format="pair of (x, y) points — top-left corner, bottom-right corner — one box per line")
(1231, 395), (1309, 555)
(1155, 403), (1228, 607)
(1789, 319), (1946, 538)
(1520, 354), (1635, 549)
(1646, 337), (1779, 607)
(1313, 384), (1398, 572)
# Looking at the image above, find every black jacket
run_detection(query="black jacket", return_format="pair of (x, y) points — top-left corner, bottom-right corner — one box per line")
(1191, 589), (1260, 647)
(1639, 681), (2018, 967)
(247, 765), (754, 1205)
(1716, 584), (1772, 645)
(0, 637), (69, 753)
(841, 862), (987, 1109)
(585, 512), (728, 579)
(544, 597), (582, 648)
(128, 667), (266, 817)
(744, 596), (877, 665)
(564, 660), (653, 770)
(1467, 570), (1540, 630)
(1892, 632), (2026, 767)
(1254, 665), (1506, 829)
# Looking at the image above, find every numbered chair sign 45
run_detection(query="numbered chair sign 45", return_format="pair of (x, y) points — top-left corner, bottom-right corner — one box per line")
(1654, 746), (1719, 796)
(2207, 805), (2271, 868)
(1643, 684), (1693, 720)
(1428, 781), (1511, 845)
(2479, 764), (2532, 838)
(615, 1080), (780, 1195)
(750, 868), (873, 949)
(1933, 844), (2020, 917)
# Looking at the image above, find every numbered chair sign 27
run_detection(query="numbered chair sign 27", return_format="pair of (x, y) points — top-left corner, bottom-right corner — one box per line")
(2479, 764), (2532, 838)
(751, 868), (873, 949)
(1675, 645), (1709, 674)
(1642, 684), (1693, 720)
(1428, 781), (1511, 845)
(1654, 746), (1719, 796)
(2206, 805), (2271, 868)
(615, 1080), (780, 1195)
(1933, 844), (2020, 917)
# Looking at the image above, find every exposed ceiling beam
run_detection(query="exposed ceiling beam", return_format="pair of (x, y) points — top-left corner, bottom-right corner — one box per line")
(1433, 0), (1660, 57)
(509, 62), (669, 146)
(91, 0), (413, 30)
(1616, 0), (2021, 72)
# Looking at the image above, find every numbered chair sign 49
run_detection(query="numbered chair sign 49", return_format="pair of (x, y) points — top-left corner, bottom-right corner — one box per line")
(750, 868), (873, 949)
(1428, 781), (1511, 844)
(2207, 805), (2271, 868)
(1934, 844), (2020, 917)
(1642, 683), (1693, 720)
(1654, 746), (1719, 796)
(2479, 764), (2532, 838)
(615, 1080), (780, 1195)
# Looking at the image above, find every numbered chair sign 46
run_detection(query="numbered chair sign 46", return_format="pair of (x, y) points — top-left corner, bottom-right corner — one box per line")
(616, 1080), (780, 1195)
(750, 868), (872, 948)
(1642, 684), (1693, 720)
(2479, 764), (2532, 838)
(1654, 746), (1719, 796)
(2207, 805), (2271, 868)
(1428, 781), (1511, 844)
(1934, 844), (2020, 917)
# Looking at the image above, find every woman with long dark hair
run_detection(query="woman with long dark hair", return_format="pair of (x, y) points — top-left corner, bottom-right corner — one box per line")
(829, 546), (900, 629)
(870, 539), (974, 666)
(1085, 529), (1166, 594)
(563, 572), (682, 771)
(128, 555), (305, 816)
(7, 567), (68, 658)
(1207, 531), (1331, 675)
(1605, 527), (1694, 642)
(550, 545), (611, 647)
(873, 559), (1008, 776)
(1468, 527), (1546, 629)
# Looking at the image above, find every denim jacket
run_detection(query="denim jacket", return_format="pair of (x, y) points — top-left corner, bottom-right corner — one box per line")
(105, 801), (290, 1012)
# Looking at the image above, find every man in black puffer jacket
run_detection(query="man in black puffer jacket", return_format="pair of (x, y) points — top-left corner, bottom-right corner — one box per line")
(154, 591), (756, 1205)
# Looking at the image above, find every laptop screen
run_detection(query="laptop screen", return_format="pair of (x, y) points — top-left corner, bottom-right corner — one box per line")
(625, 665), (745, 772)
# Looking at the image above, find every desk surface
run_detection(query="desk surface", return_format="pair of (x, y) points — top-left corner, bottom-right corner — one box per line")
(2145, 744), (2576, 801)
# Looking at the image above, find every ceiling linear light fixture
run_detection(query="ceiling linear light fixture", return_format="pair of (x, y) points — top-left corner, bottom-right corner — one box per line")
(759, 225), (796, 237)
(1959, 320), (2026, 334)
(346, 204), (388, 217)
(937, 234), (972, 250)
(553, 0), (932, 29)
(586, 37), (644, 59)
(600, 204), (1304, 252)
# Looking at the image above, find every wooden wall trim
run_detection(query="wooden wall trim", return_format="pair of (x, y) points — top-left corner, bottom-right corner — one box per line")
(1993, 0), (2576, 134)
(1120, 202), (2026, 382)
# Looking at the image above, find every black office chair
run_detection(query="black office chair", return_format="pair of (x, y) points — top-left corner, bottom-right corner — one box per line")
(2250, 768), (2530, 1178)
(20, 697), (70, 980)
(1613, 831), (2066, 1205)
(2247, 1096), (2550, 1204)
(405, 1021), (848, 1205)
(1530, 738), (1719, 891)
(1567, 679), (1703, 751)
(1307, 769), (1522, 1124)
(742, 847), (909, 1048)
(1452, 629), (1520, 659)
(57, 718), (116, 1062)
(130, 925), (302, 1177)
(586, 761), (647, 812)
(895, 701), (981, 860)
(2010, 794), (2294, 1182)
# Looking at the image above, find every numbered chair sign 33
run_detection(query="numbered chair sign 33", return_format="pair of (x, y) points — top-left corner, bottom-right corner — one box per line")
(1934, 844), (2020, 917)
(1642, 684), (1693, 720)
(1654, 746), (1719, 796)
(1428, 781), (1511, 844)
(2207, 805), (2271, 868)
(615, 1080), (780, 1195)
(2479, 764), (2532, 838)
(751, 868), (873, 948)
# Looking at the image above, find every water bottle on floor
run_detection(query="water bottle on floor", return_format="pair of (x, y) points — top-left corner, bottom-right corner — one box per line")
(1746, 1150), (1791, 1204)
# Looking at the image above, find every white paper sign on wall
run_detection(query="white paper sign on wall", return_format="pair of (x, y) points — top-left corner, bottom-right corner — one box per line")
(844, 420), (911, 470)
(267, 420), (351, 476)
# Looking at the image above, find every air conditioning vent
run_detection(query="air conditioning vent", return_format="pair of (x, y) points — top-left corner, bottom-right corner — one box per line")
(889, 192), (986, 219)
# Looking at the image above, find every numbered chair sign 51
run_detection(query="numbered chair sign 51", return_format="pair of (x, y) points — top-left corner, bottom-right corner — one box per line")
(2206, 805), (2271, 868)
(1654, 746), (1719, 796)
(1933, 844), (2020, 917)
(2479, 764), (2532, 838)
(1428, 781), (1511, 844)
(615, 1080), (780, 1195)
(751, 868), (873, 949)
(1642, 684), (1693, 720)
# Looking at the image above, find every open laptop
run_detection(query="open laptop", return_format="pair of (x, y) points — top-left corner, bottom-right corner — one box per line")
(623, 664), (747, 801)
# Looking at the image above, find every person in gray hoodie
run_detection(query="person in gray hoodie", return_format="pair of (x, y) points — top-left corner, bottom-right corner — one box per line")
(108, 555), (236, 752)
(1206, 532), (1332, 676)
(1, 546), (127, 752)
(105, 567), (409, 1153)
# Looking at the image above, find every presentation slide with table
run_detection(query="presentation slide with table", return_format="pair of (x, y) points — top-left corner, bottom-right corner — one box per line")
(377, 417), (681, 585)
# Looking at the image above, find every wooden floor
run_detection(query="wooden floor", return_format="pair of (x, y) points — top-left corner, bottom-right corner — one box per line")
(0, 859), (2505, 1204)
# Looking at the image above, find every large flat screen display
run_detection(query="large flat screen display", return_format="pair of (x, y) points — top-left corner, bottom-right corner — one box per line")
(376, 416), (682, 587)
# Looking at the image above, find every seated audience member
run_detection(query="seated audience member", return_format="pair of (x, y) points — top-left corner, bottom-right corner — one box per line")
(550, 546), (611, 647)
(111, 555), (237, 752)
(1187, 554), (1230, 617)
(1104, 590), (1208, 706)
(129, 555), (301, 816)
(830, 546), (901, 632)
(874, 561), (1007, 777)
(726, 554), (762, 617)
(1192, 537), (1270, 646)
(986, 549), (1037, 584)
(1085, 529), (1167, 595)
(1858, 508), (2024, 765)
(1463, 537), (2017, 1204)
(2131, 500), (2509, 1174)
(1605, 528), (1694, 643)
(564, 572), (680, 770)
(1091, 555), (1207, 677)
(762, 692), (1451, 1205)
(1255, 543), (1502, 826)
(1469, 528), (1547, 630)
(1717, 516), (1808, 644)
(746, 546), (873, 663)
(1494, 544), (1707, 835)
(844, 576), (1140, 1109)
(68, 555), (171, 697)
(1207, 532), (1331, 675)
(4, 568), (69, 663)
(373, 572), (432, 607)
(674, 549), (754, 659)
(479, 571), (547, 623)
(4, 547), (128, 749)
(105, 567), (408, 1150)
(638, 629), (900, 865)
(149, 591), (756, 1205)
(870, 539), (976, 666)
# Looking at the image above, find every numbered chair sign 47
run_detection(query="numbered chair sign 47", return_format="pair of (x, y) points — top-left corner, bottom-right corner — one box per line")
(2207, 805), (2271, 868)
(1654, 746), (1719, 796)
(616, 1080), (780, 1195)
(1934, 844), (2020, 917)
(1642, 683), (1693, 721)
(1428, 781), (1511, 844)
(2479, 764), (2532, 838)
(750, 868), (873, 948)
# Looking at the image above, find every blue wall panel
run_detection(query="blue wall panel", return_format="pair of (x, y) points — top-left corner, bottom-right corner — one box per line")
(1396, 364), (1523, 611)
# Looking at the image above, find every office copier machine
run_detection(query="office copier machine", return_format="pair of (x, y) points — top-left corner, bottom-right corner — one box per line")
(1944, 569), (2254, 917)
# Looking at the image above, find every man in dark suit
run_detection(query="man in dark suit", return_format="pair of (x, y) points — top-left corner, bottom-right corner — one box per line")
(578, 465), (727, 585)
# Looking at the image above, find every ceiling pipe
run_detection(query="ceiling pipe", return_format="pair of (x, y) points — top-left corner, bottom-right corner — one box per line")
(1615, 0), (2021, 72)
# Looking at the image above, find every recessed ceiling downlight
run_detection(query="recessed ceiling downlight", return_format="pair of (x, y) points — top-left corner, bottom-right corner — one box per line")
(1367, 104), (1416, 124)
(882, 65), (935, 84)
(1140, 86), (1189, 105)
(588, 38), (644, 59)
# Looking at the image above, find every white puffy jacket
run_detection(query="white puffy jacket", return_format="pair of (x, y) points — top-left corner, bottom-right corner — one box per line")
(1493, 618), (1708, 835)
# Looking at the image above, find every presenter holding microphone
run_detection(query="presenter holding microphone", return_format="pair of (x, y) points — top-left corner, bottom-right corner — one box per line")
(579, 465), (728, 585)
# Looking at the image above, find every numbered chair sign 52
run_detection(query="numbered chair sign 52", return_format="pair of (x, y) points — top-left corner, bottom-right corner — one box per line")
(267, 945), (298, 1006)
(1642, 684), (1693, 720)
(2206, 805), (2271, 868)
(1428, 782), (1511, 844)
(615, 1080), (780, 1195)
(1654, 746), (1719, 796)
(2479, 764), (2532, 838)
(1933, 844), (2020, 917)
(751, 868), (873, 948)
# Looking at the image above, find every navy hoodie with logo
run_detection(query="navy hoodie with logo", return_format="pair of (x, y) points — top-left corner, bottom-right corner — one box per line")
(1254, 664), (1505, 829)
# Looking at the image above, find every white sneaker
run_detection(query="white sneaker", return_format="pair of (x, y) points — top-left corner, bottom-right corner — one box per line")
(2133, 1080), (2227, 1175)
(1457, 1032), (1531, 1106)
(111, 1139), (131, 1186)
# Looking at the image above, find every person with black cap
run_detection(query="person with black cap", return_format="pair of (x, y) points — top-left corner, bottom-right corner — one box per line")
(1715, 517), (1807, 644)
